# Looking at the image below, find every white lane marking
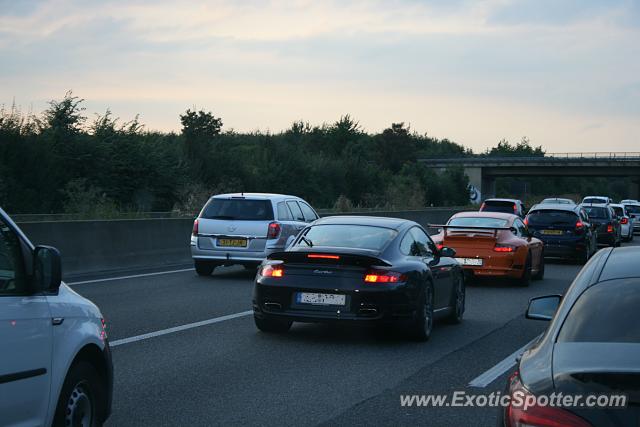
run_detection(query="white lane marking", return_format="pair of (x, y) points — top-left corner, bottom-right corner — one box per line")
(110, 310), (253, 347)
(468, 335), (541, 388)
(67, 268), (195, 286)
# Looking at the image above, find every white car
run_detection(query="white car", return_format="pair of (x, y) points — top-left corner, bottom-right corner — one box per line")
(623, 202), (640, 235)
(0, 207), (112, 427)
(191, 193), (319, 275)
(581, 195), (612, 204)
(610, 204), (634, 242)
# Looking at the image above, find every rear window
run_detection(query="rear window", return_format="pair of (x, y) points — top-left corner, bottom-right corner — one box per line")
(481, 201), (516, 214)
(625, 205), (640, 214)
(296, 225), (397, 251)
(612, 206), (624, 217)
(201, 198), (274, 221)
(583, 198), (607, 204)
(558, 279), (640, 343)
(527, 210), (578, 226)
(583, 206), (609, 219)
(448, 217), (508, 228)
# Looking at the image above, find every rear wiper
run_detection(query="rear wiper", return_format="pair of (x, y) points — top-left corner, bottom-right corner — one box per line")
(300, 236), (314, 247)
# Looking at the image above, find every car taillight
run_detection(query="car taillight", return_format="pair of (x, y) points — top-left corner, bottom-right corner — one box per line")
(260, 264), (284, 278)
(523, 217), (529, 226)
(607, 223), (614, 233)
(192, 219), (199, 236)
(494, 244), (516, 252)
(621, 217), (629, 224)
(436, 243), (444, 250)
(575, 220), (584, 229)
(267, 222), (281, 239)
(480, 202), (486, 210)
(513, 204), (518, 214)
(505, 372), (592, 427)
(364, 270), (407, 283)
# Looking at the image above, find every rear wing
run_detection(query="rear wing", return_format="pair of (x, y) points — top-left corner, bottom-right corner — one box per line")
(428, 224), (515, 238)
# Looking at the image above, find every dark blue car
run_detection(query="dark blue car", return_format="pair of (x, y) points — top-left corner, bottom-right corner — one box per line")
(525, 203), (597, 263)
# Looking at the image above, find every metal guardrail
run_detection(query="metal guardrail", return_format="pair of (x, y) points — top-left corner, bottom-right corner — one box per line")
(420, 152), (640, 163)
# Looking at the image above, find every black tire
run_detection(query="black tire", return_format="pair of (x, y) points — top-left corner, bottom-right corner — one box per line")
(411, 284), (434, 341)
(254, 315), (292, 333)
(517, 254), (532, 287)
(195, 260), (216, 276)
(532, 252), (545, 280)
(53, 361), (105, 427)
(445, 273), (465, 324)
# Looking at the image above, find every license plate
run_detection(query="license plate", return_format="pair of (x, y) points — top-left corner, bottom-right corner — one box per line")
(457, 258), (483, 266)
(217, 238), (247, 247)
(296, 292), (346, 306)
(541, 230), (563, 235)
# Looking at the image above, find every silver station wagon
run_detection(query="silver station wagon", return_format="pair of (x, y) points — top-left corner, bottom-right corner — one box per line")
(191, 193), (319, 275)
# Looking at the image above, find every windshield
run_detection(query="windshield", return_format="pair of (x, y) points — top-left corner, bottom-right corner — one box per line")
(527, 210), (577, 226)
(611, 206), (624, 217)
(583, 206), (608, 219)
(296, 225), (397, 251)
(448, 217), (509, 228)
(201, 199), (274, 221)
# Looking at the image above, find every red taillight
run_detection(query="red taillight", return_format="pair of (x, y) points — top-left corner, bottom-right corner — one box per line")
(513, 204), (518, 213)
(192, 219), (199, 236)
(436, 243), (444, 250)
(364, 270), (407, 283)
(505, 373), (592, 427)
(260, 264), (284, 278)
(575, 220), (584, 229)
(607, 224), (614, 233)
(267, 222), (281, 239)
(307, 254), (340, 260)
(621, 217), (629, 224)
(523, 217), (529, 226)
(494, 244), (515, 252)
(480, 202), (486, 210)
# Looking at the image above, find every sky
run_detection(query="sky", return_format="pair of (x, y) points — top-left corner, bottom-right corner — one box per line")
(0, 0), (639, 152)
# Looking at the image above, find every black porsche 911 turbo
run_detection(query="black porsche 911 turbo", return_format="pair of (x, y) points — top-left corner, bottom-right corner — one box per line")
(252, 216), (465, 340)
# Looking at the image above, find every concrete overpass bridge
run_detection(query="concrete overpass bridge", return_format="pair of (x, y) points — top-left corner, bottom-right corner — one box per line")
(419, 152), (640, 202)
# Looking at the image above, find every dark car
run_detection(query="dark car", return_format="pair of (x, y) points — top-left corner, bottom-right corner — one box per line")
(524, 204), (597, 263)
(580, 203), (621, 247)
(252, 216), (465, 341)
(498, 246), (640, 427)
(480, 198), (527, 218)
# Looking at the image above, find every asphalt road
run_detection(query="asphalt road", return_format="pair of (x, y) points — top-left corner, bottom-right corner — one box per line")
(71, 239), (639, 426)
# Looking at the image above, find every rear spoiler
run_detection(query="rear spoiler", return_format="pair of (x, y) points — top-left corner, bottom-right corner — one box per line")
(428, 224), (515, 237)
(267, 250), (392, 267)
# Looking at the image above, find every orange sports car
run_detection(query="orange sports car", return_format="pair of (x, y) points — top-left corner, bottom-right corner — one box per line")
(431, 212), (544, 285)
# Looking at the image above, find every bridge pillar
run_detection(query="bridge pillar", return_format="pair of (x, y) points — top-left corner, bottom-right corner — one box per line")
(465, 167), (495, 203)
(630, 179), (640, 200)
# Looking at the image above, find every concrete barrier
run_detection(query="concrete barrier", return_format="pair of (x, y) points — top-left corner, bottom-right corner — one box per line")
(17, 208), (466, 279)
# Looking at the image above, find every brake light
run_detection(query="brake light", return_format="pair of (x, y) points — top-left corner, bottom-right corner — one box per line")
(575, 220), (584, 229)
(480, 202), (486, 210)
(494, 244), (516, 252)
(192, 219), (199, 236)
(267, 222), (281, 239)
(607, 224), (614, 233)
(513, 204), (518, 213)
(621, 217), (629, 224)
(364, 270), (407, 283)
(260, 264), (284, 278)
(436, 243), (444, 250)
(307, 254), (340, 260)
(505, 372), (592, 427)
(523, 217), (528, 226)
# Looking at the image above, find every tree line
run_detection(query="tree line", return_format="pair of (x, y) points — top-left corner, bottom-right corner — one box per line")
(0, 92), (627, 216)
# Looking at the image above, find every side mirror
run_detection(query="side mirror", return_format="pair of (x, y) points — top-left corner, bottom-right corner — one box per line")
(33, 246), (62, 293)
(440, 247), (456, 258)
(526, 295), (561, 321)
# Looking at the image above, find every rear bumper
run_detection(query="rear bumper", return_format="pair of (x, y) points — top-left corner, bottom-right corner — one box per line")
(596, 233), (616, 245)
(453, 250), (523, 278)
(253, 282), (419, 324)
(191, 239), (283, 263)
(535, 235), (588, 259)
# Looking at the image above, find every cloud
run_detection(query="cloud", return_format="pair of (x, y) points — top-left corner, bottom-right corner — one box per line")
(0, 0), (638, 151)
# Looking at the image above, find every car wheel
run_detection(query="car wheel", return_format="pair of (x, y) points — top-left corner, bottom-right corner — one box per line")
(411, 284), (434, 341)
(254, 315), (292, 333)
(532, 253), (545, 280)
(445, 273), (465, 324)
(195, 260), (216, 276)
(517, 254), (531, 287)
(53, 361), (105, 427)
